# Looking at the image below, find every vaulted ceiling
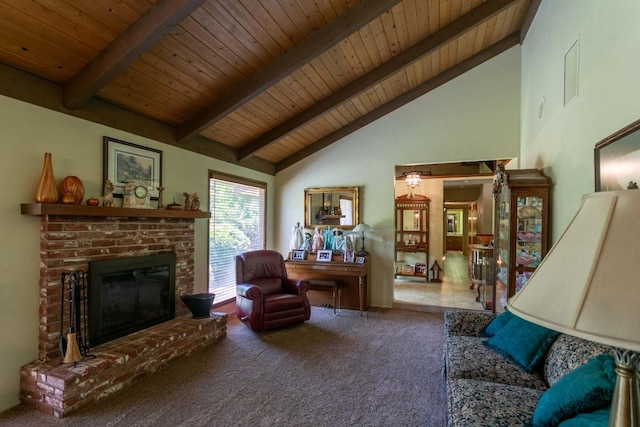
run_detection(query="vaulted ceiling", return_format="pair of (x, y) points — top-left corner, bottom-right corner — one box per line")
(0, 0), (539, 175)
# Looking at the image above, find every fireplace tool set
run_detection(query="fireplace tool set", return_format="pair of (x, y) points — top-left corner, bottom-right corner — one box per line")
(60, 270), (92, 364)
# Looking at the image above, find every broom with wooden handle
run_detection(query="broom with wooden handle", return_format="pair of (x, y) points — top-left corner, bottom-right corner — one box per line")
(63, 280), (82, 364)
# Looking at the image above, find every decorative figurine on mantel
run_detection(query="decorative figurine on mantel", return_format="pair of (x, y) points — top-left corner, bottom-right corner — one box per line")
(103, 179), (114, 207)
(183, 192), (191, 211)
(156, 186), (164, 209)
(190, 193), (201, 211)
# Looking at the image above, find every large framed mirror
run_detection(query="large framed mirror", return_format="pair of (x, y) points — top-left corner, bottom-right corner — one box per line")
(594, 118), (640, 191)
(304, 187), (359, 229)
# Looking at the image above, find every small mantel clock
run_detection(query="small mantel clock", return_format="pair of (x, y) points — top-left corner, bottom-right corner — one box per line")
(122, 179), (152, 209)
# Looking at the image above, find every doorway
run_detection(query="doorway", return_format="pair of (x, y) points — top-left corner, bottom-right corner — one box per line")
(393, 161), (504, 311)
(444, 207), (465, 253)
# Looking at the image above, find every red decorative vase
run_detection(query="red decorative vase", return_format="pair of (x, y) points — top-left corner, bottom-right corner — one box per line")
(35, 152), (59, 203)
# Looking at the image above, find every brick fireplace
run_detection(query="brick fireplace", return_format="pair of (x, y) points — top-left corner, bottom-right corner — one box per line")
(19, 205), (227, 418)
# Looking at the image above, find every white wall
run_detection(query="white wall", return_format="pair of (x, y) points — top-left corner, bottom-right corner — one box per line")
(520, 0), (640, 238)
(275, 46), (522, 309)
(0, 96), (275, 411)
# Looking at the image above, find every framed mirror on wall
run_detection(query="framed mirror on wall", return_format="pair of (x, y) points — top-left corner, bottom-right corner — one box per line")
(304, 187), (359, 229)
(594, 118), (640, 191)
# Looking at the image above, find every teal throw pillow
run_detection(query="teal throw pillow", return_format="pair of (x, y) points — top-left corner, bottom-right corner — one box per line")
(557, 407), (611, 427)
(532, 354), (616, 427)
(480, 310), (514, 337)
(484, 315), (559, 372)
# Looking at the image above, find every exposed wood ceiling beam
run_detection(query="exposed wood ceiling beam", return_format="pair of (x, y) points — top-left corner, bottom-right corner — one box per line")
(275, 34), (519, 172)
(239, 0), (519, 162)
(520, 0), (542, 42)
(176, 0), (404, 143)
(0, 61), (276, 175)
(63, 0), (207, 109)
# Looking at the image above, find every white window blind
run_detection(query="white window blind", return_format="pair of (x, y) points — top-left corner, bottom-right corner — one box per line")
(208, 172), (266, 300)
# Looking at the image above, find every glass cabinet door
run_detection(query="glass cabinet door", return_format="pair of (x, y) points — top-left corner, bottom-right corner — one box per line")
(494, 186), (511, 312)
(514, 196), (544, 292)
(492, 165), (550, 313)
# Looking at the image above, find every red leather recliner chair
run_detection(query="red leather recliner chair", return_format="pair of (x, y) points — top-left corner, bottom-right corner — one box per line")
(235, 250), (311, 331)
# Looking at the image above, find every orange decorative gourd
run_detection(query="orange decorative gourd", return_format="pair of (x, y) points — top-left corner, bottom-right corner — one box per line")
(86, 197), (99, 206)
(60, 176), (85, 205)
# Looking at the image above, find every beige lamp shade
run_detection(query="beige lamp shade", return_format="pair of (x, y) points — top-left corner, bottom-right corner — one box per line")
(508, 190), (640, 352)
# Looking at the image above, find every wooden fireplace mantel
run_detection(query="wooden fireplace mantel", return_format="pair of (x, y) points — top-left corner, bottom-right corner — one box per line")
(21, 203), (211, 219)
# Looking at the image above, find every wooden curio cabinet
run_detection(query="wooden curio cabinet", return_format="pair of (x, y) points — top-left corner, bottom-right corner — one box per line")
(395, 194), (430, 280)
(491, 165), (550, 313)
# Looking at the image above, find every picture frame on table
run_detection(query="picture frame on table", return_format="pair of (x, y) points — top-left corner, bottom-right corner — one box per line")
(103, 136), (162, 200)
(343, 249), (354, 263)
(414, 263), (427, 276)
(316, 250), (333, 262)
(291, 249), (306, 260)
(355, 256), (366, 264)
(401, 264), (415, 275)
(594, 118), (640, 191)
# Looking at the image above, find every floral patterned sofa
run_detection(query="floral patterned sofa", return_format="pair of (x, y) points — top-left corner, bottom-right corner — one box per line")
(444, 310), (615, 427)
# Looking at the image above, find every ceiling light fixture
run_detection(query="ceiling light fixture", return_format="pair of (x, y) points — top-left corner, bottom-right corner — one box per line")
(405, 172), (422, 189)
(405, 172), (422, 188)
(404, 171), (422, 197)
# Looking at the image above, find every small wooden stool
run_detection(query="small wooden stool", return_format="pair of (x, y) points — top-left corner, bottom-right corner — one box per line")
(309, 280), (341, 315)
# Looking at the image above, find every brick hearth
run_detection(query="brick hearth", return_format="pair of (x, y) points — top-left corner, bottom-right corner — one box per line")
(21, 313), (226, 418)
(20, 211), (226, 418)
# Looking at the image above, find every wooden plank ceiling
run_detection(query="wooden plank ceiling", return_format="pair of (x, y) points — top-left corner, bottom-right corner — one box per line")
(0, 0), (539, 174)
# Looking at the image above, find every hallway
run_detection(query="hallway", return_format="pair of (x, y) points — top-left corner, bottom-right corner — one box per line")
(393, 251), (485, 312)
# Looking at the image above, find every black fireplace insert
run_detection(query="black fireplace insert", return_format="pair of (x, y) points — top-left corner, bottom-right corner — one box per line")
(88, 252), (176, 346)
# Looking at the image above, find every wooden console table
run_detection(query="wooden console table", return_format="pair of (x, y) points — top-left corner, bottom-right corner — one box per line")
(285, 256), (369, 315)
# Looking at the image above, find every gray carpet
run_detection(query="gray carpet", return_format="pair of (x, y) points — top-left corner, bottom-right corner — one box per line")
(0, 307), (447, 426)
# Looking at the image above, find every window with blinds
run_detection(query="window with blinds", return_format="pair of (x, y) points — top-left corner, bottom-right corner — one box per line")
(208, 172), (266, 302)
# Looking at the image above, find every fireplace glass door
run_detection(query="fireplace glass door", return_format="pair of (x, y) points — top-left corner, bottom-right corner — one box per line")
(89, 253), (176, 346)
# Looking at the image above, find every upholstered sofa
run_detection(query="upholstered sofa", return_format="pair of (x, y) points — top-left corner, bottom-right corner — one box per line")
(444, 309), (616, 426)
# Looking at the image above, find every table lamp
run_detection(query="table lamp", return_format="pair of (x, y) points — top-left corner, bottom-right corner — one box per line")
(352, 223), (373, 255)
(508, 190), (640, 426)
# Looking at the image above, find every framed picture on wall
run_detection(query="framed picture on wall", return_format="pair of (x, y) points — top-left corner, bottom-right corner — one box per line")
(103, 136), (163, 199)
(594, 118), (640, 191)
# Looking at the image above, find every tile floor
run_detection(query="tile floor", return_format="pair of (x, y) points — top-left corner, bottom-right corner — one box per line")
(393, 251), (486, 313)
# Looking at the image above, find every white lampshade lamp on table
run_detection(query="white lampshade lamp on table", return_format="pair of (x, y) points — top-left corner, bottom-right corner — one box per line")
(508, 190), (640, 426)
